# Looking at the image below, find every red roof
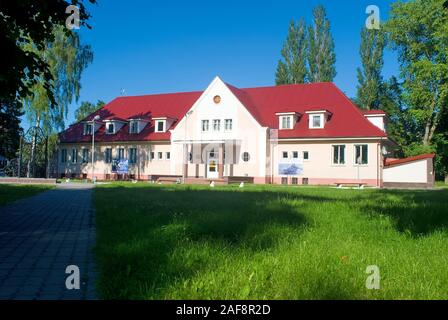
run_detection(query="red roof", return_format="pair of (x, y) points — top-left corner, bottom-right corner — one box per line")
(385, 154), (435, 167)
(59, 82), (387, 143)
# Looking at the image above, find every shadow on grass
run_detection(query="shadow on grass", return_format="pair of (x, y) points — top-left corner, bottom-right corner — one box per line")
(94, 186), (314, 299)
(359, 189), (448, 237)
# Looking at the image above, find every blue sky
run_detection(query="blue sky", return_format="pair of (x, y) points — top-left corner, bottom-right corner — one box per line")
(58, 0), (400, 126)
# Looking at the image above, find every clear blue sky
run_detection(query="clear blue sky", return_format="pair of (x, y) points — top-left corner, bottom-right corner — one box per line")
(60, 0), (400, 126)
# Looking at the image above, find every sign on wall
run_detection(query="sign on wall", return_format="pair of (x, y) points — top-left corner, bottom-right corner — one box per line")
(278, 155), (304, 176)
(112, 159), (129, 174)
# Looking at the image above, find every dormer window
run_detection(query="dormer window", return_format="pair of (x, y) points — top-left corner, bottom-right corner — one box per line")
(155, 120), (165, 132)
(281, 116), (292, 129)
(276, 112), (300, 130)
(129, 121), (139, 134)
(107, 123), (115, 134)
(83, 123), (92, 135)
(306, 110), (331, 129)
(311, 114), (323, 128)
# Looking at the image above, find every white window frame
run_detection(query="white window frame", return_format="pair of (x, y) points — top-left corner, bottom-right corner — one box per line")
(129, 121), (139, 134)
(105, 148), (112, 164)
(118, 148), (125, 160)
(106, 122), (115, 134)
(150, 152), (155, 161)
(81, 148), (89, 164)
(83, 123), (92, 135)
(213, 119), (221, 131)
(157, 152), (163, 160)
(280, 116), (293, 130)
(303, 151), (309, 161)
(155, 120), (166, 133)
(310, 114), (324, 129)
(332, 145), (346, 165)
(165, 152), (171, 160)
(282, 151), (289, 159)
(71, 148), (78, 164)
(129, 148), (137, 164)
(354, 144), (369, 166)
(201, 120), (209, 132)
(224, 119), (233, 131)
(61, 149), (67, 163)
(292, 151), (299, 159)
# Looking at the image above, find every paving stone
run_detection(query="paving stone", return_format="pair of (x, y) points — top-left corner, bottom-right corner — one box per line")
(0, 184), (98, 300)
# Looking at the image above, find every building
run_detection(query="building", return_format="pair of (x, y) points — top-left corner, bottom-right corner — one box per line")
(57, 77), (434, 187)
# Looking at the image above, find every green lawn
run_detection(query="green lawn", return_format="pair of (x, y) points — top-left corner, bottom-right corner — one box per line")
(0, 184), (53, 207)
(94, 183), (448, 299)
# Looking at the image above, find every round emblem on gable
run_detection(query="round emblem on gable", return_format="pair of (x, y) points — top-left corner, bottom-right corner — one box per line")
(213, 95), (221, 104)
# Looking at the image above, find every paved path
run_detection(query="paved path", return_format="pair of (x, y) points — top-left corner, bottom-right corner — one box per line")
(0, 183), (97, 300)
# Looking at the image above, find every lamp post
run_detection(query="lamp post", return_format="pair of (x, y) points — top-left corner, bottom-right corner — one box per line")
(91, 115), (100, 183)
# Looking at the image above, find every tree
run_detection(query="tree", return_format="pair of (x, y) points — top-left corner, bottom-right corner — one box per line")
(0, 1), (95, 108)
(385, 0), (448, 146)
(75, 100), (105, 122)
(356, 28), (386, 110)
(22, 26), (93, 177)
(307, 5), (337, 82)
(275, 20), (308, 85)
(0, 100), (23, 159)
(22, 26), (94, 135)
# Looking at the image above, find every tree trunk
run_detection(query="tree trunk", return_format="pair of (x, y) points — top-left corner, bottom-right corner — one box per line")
(27, 115), (40, 178)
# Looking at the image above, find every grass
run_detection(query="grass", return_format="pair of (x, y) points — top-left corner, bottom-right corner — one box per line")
(94, 183), (448, 299)
(0, 184), (53, 207)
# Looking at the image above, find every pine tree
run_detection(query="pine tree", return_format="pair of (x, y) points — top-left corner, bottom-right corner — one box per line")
(307, 5), (336, 82)
(275, 19), (308, 85)
(356, 28), (386, 110)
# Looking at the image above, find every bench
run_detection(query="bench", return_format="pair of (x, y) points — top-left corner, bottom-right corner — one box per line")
(156, 177), (182, 184)
(334, 182), (366, 189)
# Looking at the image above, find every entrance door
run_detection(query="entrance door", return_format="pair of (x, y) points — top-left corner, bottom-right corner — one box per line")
(207, 150), (219, 178)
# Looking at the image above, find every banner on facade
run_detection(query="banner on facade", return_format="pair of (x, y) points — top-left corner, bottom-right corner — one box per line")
(112, 159), (129, 174)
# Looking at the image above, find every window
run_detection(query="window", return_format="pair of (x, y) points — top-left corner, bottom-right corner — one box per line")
(282, 151), (288, 159)
(281, 177), (288, 185)
(130, 121), (138, 134)
(107, 123), (115, 134)
(225, 119), (233, 131)
(281, 116), (292, 129)
(201, 120), (209, 132)
(242, 152), (250, 162)
(292, 151), (299, 159)
(118, 148), (125, 160)
(292, 177), (298, 185)
(71, 148), (78, 163)
(355, 145), (368, 165)
(84, 123), (92, 135)
(105, 148), (112, 164)
(166, 152), (171, 160)
(213, 119), (221, 131)
(150, 152), (155, 160)
(129, 148), (137, 164)
(158, 152), (163, 160)
(61, 149), (67, 163)
(82, 149), (89, 163)
(312, 115), (321, 128)
(156, 121), (165, 132)
(332, 145), (346, 165)
(303, 151), (309, 161)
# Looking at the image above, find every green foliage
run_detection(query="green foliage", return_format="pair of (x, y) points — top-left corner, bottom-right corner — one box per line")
(0, 1), (95, 108)
(307, 5), (336, 82)
(0, 99), (23, 159)
(275, 20), (308, 85)
(276, 5), (336, 85)
(385, 0), (448, 146)
(95, 183), (448, 299)
(75, 100), (105, 123)
(356, 28), (386, 110)
(22, 25), (93, 134)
